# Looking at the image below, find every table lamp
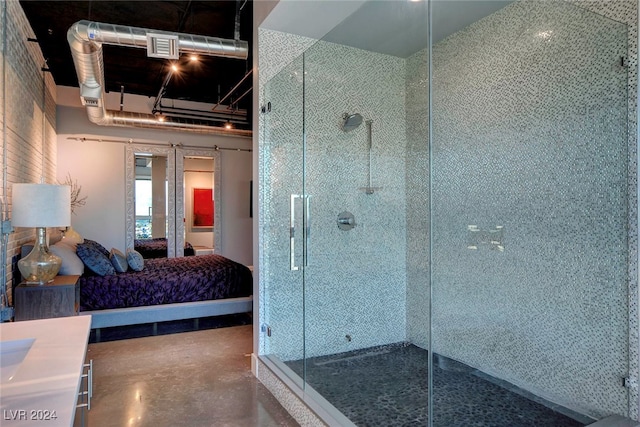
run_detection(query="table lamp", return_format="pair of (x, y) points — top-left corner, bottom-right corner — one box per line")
(12, 183), (71, 284)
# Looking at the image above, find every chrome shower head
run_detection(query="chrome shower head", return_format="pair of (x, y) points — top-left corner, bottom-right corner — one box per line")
(341, 113), (363, 132)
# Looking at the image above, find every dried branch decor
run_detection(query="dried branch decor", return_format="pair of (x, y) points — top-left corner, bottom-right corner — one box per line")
(59, 173), (87, 214)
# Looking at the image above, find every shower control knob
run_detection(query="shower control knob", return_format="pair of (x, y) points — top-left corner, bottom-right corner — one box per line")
(337, 211), (356, 231)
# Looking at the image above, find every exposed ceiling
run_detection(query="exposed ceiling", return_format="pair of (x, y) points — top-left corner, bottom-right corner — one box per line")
(19, 0), (253, 131)
(20, 0), (512, 134)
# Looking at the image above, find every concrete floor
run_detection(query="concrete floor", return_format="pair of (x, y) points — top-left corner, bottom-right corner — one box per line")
(75, 325), (299, 427)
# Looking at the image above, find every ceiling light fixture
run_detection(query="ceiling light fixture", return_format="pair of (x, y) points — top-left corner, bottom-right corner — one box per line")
(171, 63), (179, 72)
(224, 121), (233, 129)
(189, 55), (199, 62)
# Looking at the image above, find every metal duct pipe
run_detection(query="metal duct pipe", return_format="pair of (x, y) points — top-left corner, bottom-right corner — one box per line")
(69, 20), (248, 59)
(67, 20), (250, 137)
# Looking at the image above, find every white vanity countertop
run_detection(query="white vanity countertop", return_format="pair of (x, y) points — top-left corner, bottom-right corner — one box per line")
(0, 316), (92, 427)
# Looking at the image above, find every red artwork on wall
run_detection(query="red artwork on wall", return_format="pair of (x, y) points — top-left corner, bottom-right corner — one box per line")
(193, 188), (214, 227)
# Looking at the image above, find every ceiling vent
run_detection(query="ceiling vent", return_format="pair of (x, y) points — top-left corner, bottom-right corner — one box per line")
(146, 33), (179, 59)
(79, 84), (103, 107)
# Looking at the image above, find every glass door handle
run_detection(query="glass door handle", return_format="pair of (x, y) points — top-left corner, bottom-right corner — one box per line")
(290, 194), (302, 271)
(291, 194), (310, 270)
(304, 195), (311, 267)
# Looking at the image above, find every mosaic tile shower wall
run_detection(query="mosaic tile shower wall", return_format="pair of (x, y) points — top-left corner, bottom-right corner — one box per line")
(405, 48), (430, 350)
(429, 0), (629, 418)
(302, 41), (407, 359)
(257, 29), (317, 87)
(260, 37), (408, 361)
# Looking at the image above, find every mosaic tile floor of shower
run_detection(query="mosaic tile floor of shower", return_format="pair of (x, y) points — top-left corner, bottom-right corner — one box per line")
(285, 343), (590, 427)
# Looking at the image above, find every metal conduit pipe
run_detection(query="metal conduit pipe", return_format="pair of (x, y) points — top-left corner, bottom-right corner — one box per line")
(67, 20), (250, 136)
(109, 111), (251, 136)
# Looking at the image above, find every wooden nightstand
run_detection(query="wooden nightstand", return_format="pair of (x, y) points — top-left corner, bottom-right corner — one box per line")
(14, 275), (80, 321)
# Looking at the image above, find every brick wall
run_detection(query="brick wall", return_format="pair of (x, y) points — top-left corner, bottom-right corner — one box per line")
(0, 0), (57, 306)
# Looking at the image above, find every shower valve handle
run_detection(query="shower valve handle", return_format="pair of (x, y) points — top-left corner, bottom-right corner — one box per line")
(337, 212), (356, 231)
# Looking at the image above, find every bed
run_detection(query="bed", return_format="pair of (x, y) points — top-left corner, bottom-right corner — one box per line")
(14, 239), (253, 329)
(28, 237), (253, 330)
(134, 237), (196, 258)
(78, 253), (253, 329)
(80, 254), (251, 310)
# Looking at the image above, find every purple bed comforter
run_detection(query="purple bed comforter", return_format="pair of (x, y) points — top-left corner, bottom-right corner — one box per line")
(80, 254), (252, 311)
(134, 237), (195, 258)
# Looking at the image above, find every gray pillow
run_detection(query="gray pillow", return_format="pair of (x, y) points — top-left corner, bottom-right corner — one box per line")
(110, 248), (128, 273)
(77, 243), (115, 276)
(83, 238), (110, 257)
(50, 241), (85, 275)
(126, 248), (144, 272)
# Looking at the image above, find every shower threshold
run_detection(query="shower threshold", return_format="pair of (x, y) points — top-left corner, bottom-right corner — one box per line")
(285, 343), (595, 427)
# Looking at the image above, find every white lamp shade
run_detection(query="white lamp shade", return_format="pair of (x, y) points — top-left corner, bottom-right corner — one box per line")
(11, 184), (71, 227)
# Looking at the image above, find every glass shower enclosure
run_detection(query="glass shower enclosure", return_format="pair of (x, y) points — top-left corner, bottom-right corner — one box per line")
(258, 0), (632, 425)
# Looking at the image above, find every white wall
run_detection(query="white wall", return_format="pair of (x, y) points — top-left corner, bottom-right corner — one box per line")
(56, 138), (125, 252)
(56, 93), (253, 265)
(218, 149), (253, 265)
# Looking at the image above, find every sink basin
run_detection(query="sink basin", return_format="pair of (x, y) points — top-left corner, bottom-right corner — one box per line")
(0, 338), (35, 383)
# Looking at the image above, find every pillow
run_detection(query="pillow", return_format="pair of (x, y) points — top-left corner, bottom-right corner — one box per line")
(126, 248), (144, 272)
(110, 248), (128, 273)
(83, 239), (110, 257)
(77, 243), (115, 276)
(61, 226), (84, 249)
(50, 241), (85, 275)
(56, 238), (78, 252)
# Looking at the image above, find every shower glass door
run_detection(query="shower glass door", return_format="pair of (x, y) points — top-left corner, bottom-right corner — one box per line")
(260, 55), (306, 381)
(429, 0), (630, 425)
